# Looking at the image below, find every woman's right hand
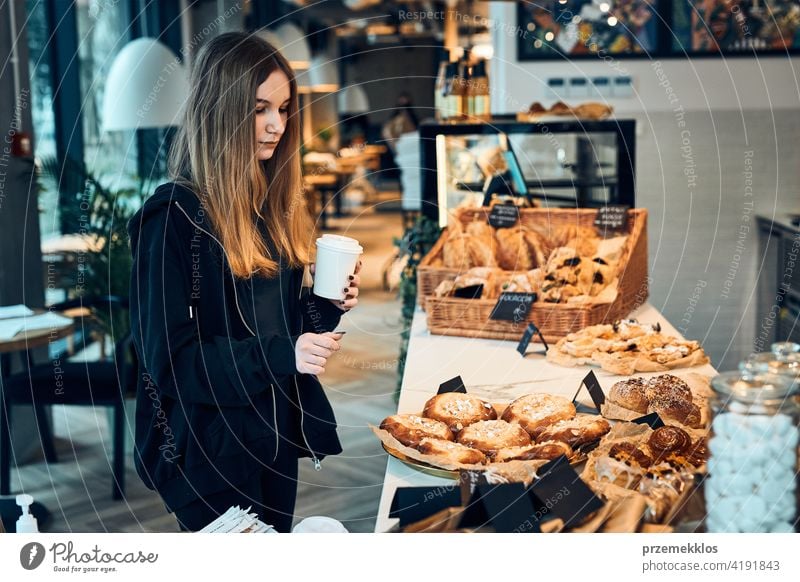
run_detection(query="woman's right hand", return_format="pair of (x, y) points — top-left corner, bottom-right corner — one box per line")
(295, 331), (343, 375)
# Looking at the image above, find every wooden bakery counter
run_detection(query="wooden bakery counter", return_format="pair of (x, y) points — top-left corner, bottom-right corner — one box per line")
(374, 303), (717, 533)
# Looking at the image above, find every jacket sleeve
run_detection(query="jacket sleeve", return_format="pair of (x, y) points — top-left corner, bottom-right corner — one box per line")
(130, 207), (297, 408)
(301, 292), (344, 333)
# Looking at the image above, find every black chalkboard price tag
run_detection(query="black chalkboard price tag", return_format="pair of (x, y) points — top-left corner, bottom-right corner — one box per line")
(632, 412), (665, 429)
(572, 370), (606, 414)
(594, 205), (630, 231)
(460, 482), (539, 533)
(452, 284), (483, 299)
(489, 292), (537, 324)
(438, 375), (467, 395)
(389, 486), (461, 527)
(530, 456), (605, 529)
(487, 203), (520, 229)
(516, 322), (549, 356)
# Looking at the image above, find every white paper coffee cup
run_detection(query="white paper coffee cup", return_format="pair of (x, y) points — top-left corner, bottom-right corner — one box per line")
(292, 516), (349, 533)
(313, 234), (363, 300)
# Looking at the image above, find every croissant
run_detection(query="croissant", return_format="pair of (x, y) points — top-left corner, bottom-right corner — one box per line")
(522, 228), (548, 268)
(466, 220), (495, 241)
(468, 238), (496, 267)
(573, 102), (613, 120)
(495, 228), (533, 271)
(554, 225), (600, 256)
(443, 233), (470, 269)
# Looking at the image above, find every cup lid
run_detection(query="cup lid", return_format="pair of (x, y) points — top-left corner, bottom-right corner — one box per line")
(292, 515), (349, 533)
(316, 234), (363, 254)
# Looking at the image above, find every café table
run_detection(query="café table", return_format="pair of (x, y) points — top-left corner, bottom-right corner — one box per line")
(374, 302), (717, 532)
(0, 313), (75, 531)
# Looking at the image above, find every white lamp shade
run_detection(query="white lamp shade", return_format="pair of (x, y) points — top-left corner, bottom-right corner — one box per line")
(276, 23), (311, 70)
(309, 55), (339, 93)
(338, 85), (369, 114)
(102, 38), (188, 131)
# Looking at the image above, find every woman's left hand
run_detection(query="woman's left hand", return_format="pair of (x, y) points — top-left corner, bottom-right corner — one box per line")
(311, 260), (362, 312)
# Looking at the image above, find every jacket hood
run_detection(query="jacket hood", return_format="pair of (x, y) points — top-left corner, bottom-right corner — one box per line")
(127, 182), (200, 254)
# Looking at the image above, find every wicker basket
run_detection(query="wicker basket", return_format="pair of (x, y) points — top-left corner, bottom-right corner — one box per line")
(421, 208), (649, 342)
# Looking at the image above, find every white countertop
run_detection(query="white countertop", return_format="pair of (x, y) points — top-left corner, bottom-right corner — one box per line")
(374, 302), (717, 532)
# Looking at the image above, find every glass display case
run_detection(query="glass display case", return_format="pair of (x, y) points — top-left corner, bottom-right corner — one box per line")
(419, 118), (636, 227)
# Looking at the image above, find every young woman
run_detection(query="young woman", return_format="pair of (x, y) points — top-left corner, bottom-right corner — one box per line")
(127, 32), (360, 532)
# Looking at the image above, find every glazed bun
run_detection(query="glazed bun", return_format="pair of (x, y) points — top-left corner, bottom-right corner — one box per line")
(456, 420), (531, 455)
(422, 392), (497, 432)
(380, 415), (454, 448)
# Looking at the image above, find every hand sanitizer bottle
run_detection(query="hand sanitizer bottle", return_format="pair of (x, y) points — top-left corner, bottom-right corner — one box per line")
(15, 494), (39, 533)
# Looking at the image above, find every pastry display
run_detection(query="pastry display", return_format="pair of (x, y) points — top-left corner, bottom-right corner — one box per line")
(432, 217), (625, 305)
(456, 420), (532, 455)
(422, 392), (497, 432)
(536, 416), (611, 448)
(417, 438), (487, 465)
(501, 393), (577, 438)
(583, 422), (709, 524)
(493, 441), (573, 463)
(375, 391), (610, 475)
(606, 374), (706, 428)
(379, 415), (454, 447)
(547, 319), (710, 375)
(519, 100), (614, 121)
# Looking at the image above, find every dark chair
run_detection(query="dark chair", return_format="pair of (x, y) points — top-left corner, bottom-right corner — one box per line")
(0, 296), (135, 500)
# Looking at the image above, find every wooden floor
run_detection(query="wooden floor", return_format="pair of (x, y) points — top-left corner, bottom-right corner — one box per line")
(3, 209), (404, 533)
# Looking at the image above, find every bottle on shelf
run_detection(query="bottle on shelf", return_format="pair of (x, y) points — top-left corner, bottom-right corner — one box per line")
(434, 61), (448, 122)
(471, 59), (490, 121)
(444, 61), (460, 121)
(461, 57), (473, 120)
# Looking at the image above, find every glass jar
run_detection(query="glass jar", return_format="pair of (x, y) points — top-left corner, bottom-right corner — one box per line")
(706, 371), (798, 533)
(740, 346), (800, 381)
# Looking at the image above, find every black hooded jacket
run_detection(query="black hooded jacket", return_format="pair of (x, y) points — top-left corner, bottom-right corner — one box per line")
(127, 181), (343, 511)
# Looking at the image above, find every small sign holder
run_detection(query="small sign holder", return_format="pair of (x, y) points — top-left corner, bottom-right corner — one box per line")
(572, 371), (606, 415)
(632, 412), (665, 429)
(516, 322), (549, 357)
(437, 376), (467, 395)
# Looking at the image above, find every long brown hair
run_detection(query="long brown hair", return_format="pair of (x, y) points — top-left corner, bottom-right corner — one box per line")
(169, 31), (312, 277)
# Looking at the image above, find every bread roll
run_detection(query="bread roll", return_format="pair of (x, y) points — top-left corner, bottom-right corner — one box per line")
(456, 420), (531, 455)
(647, 396), (703, 429)
(417, 438), (487, 465)
(608, 378), (649, 414)
(422, 392), (497, 433)
(644, 374), (692, 403)
(535, 416), (611, 448)
(380, 415), (454, 448)
(501, 393), (577, 438)
(493, 441), (573, 463)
